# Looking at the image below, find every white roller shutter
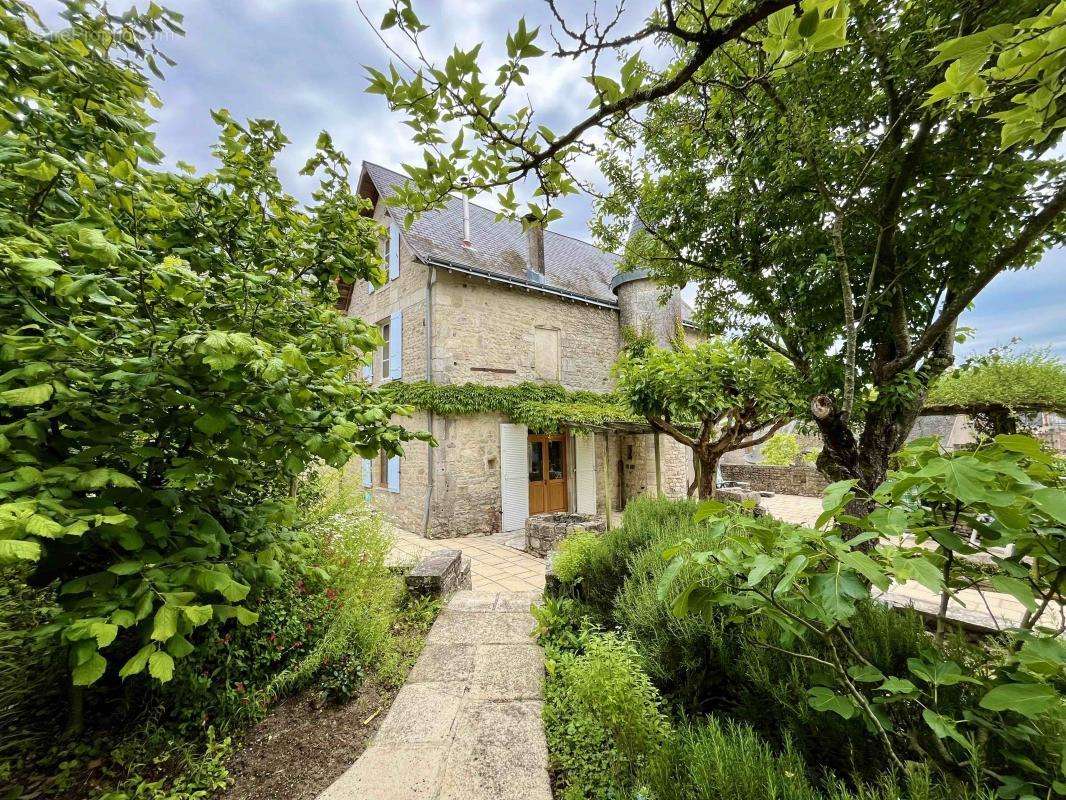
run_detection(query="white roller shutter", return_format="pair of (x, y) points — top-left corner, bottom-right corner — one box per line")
(574, 433), (597, 515)
(500, 423), (529, 532)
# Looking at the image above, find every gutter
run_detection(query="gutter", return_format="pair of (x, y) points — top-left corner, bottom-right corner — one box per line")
(421, 255), (619, 311)
(421, 265), (436, 537)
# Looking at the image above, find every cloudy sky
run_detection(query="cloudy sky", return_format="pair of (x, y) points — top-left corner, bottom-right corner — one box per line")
(35, 0), (1064, 358)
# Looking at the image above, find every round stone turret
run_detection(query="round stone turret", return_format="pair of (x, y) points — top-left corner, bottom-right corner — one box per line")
(612, 269), (688, 348)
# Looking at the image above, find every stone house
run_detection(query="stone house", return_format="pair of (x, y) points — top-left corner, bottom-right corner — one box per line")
(341, 163), (696, 538)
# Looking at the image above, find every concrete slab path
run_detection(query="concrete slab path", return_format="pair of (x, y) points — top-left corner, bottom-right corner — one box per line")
(317, 590), (551, 800)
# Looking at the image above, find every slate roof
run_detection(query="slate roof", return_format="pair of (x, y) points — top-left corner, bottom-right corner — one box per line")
(359, 162), (621, 304)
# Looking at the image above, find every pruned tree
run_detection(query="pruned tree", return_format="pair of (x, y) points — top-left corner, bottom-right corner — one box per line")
(615, 337), (803, 498)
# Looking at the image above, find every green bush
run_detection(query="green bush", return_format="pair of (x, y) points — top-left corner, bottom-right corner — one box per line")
(0, 0), (427, 695)
(644, 717), (823, 800)
(544, 631), (670, 799)
(760, 432), (802, 465)
(551, 497), (699, 611)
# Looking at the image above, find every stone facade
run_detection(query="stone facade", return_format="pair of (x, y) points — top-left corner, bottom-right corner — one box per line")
(347, 182), (700, 539)
(720, 462), (830, 497)
(433, 269), (619, 391)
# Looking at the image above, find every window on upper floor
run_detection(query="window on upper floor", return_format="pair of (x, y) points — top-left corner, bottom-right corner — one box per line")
(533, 326), (561, 382)
(380, 319), (391, 381)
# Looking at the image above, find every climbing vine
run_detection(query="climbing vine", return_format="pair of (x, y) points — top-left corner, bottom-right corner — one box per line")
(381, 381), (642, 433)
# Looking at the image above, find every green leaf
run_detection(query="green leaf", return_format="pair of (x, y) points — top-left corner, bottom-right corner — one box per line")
(797, 8), (819, 37)
(879, 677), (918, 694)
(166, 635), (195, 658)
(990, 576), (1038, 613)
(1030, 488), (1066, 525)
(181, 605), (214, 626)
(119, 644), (154, 679)
(0, 383), (54, 406)
(72, 652), (107, 686)
(194, 407), (230, 436)
(234, 606), (259, 625)
(922, 709), (970, 749)
(979, 683), (1059, 718)
(693, 499), (727, 524)
(89, 622), (118, 648)
(148, 650), (175, 682)
(0, 538), (42, 563)
(151, 605), (178, 642)
(108, 560), (143, 576)
(807, 686), (856, 719)
(847, 665), (885, 683)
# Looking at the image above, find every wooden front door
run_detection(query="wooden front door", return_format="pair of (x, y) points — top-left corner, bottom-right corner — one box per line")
(528, 434), (567, 514)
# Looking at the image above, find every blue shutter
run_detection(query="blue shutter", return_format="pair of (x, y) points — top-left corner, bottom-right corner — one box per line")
(388, 220), (400, 281)
(386, 455), (400, 493)
(363, 361), (372, 381)
(362, 458), (372, 487)
(389, 310), (402, 379)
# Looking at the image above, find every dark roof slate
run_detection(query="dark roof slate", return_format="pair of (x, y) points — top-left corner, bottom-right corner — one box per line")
(361, 162), (620, 303)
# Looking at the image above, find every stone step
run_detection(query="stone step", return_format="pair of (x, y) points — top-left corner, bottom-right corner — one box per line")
(317, 590), (550, 800)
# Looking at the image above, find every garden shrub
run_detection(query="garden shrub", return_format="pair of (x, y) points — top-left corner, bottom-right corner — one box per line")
(544, 630), (670, 799)
(0, 0), (429, 703)
(644, 717), (824, 800)
(552, 497), (700, 611)
(608, 506), (931, 780)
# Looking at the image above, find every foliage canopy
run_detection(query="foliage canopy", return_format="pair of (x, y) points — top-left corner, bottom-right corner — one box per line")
(925, 352), (1066, 415)
(615, 338), (803, 496)
(0, 1), (424, 687)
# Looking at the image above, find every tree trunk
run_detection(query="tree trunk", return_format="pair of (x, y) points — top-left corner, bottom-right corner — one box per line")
(697, 452), (720, 499)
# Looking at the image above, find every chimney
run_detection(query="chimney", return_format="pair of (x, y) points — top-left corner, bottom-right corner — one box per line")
(524, 213), (545, 277)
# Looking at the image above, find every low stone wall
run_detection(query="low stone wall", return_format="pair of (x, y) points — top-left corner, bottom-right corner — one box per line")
(720, 463), (829, 497)
(526, 512), (606, 558)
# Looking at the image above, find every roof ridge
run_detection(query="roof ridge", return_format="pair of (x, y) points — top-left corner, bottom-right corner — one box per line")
(361, 160), (621, 259)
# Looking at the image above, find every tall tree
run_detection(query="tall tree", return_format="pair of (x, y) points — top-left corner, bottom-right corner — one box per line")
(593, 0), (1066, 497)
(0, 0), (424, 699)
(370, 0), (1066, 502)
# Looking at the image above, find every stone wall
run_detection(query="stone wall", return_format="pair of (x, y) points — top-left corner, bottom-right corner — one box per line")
(720, 462), (829, 497)
(616, 432), (692, 503)
(345, 200), (429, 384)
(431, 269), (619, 391)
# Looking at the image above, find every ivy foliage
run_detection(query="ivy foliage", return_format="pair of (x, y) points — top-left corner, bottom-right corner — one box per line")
(0, 2), (426, 686)
(925, 352), (1066, 414)
(381, 380), (642, 433)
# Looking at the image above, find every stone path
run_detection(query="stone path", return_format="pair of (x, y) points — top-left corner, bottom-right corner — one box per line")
(390, 528), (546, 593)
(318, 588), (551, 800)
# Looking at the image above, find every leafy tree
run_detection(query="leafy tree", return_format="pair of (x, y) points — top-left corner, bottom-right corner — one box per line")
(367, 1), (1066, 512)
(0, 0), (424, 705)
(759, 432), (802, 466)
(925, 350), (1066, 436)
(592, 0), (1066, 504)
(615, 338), (803, 498)
(664, 434), (1066, 796)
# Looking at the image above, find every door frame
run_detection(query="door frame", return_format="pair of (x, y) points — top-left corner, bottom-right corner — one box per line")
(528, 433), (568, 515)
